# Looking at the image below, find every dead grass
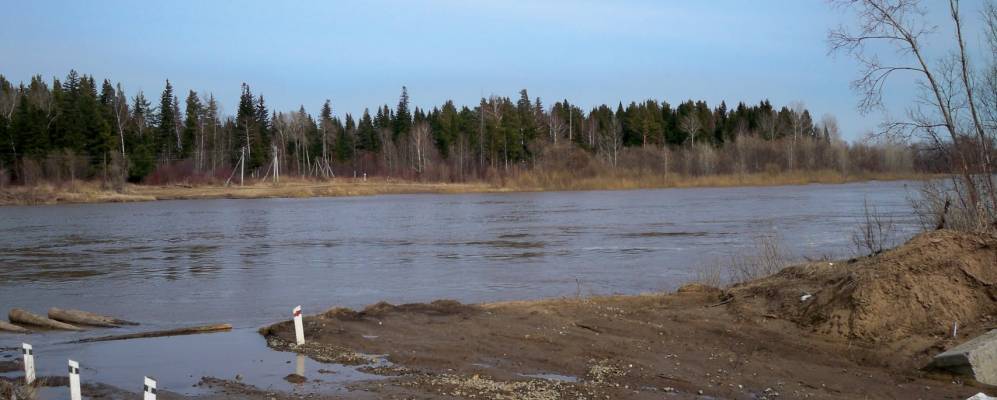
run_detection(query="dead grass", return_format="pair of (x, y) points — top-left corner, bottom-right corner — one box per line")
(0, 171), (929, 206)
(504, 169), (928, 192)
(0, 180), (155, 206)
(132, 177), (505, 201)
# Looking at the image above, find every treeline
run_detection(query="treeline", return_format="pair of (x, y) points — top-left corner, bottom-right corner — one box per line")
(0, 70), (923, 186)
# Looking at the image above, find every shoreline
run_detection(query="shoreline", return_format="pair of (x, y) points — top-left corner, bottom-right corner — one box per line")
(256, 285), (975, 399)
(2, 229), (992, 399)
(252, 229), (993, 399)
(0, 171), (928, 206)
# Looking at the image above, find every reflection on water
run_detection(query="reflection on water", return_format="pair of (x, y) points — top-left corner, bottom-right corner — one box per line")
(0, 329), (381, 397)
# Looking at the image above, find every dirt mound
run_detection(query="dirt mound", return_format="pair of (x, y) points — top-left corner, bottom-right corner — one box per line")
(323, 299), (477, 321)
(733, 229), (997, 342)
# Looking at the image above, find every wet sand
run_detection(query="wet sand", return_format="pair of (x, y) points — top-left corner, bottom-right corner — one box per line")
(259, 288), (981, 399)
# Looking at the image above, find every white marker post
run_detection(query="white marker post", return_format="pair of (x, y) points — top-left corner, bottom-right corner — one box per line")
(21, 343), (35, 385)
(143, 376), (157, 400)
(293, 305), (305, 345)
(68, 360), (81, 400)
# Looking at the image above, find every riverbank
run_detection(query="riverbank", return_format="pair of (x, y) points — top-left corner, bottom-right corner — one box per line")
(3, 229), (993, 399)
(0, 170), (926, 206)
(254, 229), (994, 399)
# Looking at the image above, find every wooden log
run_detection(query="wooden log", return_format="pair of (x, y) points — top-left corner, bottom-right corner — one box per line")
(48, 308), (138, 327)
(72, 323), (232, 343)
(9, 309), (83, 331)
(0, 321), (30, 333)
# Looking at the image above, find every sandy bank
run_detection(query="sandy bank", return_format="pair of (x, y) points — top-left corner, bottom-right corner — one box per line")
(258, 229), (995, 399)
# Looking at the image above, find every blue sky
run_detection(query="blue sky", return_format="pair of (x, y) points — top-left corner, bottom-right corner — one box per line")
(1, 0), (990, 141)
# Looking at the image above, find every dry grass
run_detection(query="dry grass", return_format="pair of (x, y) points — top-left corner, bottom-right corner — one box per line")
(133, 177), (506, 201)
(0, 180), (155, 206)
(0, 171), (929, 206)
(504, 169), (928, 192)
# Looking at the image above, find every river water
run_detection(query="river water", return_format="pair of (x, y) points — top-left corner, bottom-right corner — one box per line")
(0, 181), (922, 396)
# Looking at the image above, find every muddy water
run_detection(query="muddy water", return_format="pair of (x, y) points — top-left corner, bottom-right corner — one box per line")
(0, 181), (921, 395)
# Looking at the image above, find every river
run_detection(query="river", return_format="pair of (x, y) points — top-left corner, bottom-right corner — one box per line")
(0, 181), (923, 396)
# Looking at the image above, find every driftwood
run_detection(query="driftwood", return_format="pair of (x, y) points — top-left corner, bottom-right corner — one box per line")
(573, 322), (603, 334)
(0, 321), (30, 333)
(707, 297), (734, 308)
(48, 308), (138, 327)
(71, 323), (232, 343)
(9, 308), (83, 331)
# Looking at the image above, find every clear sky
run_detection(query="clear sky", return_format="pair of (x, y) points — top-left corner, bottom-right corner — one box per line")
(0, 0), (989, 141)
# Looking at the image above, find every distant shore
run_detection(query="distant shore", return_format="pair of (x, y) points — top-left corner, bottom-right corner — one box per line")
(0, 171), (927, 206)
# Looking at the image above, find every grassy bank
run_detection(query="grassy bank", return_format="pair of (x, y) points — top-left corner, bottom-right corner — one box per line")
(0, 170), (928, 206)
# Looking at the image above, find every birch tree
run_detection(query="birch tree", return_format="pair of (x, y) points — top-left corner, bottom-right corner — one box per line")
(830, 0), (997, 229)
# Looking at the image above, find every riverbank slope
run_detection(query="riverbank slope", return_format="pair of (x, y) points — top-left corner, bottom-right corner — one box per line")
(0, 170), (925, 206)
(258, 229), (995, 399)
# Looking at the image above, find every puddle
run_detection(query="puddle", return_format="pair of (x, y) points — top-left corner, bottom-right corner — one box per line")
(0, 329), (383, 397)
(519, 372), (579, 383)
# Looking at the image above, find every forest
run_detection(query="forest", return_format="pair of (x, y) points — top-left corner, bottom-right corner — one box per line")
(0, 70), (924, 187)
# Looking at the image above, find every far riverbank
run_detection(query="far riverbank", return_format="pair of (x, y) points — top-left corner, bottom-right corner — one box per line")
(0, 170), (928, 206)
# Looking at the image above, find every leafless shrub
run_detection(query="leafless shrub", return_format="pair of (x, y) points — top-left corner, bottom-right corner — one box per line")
(693, 234), (791, 287)
(103, 151), (127, 191)
(852, 198), (898, 256)
(694, 258), (726, 288)
(911, 180), (982, 232)
(20, 157), (42, 185)
(730, 234), (791, 283)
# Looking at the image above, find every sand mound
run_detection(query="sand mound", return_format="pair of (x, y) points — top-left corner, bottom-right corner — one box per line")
(733, 229), (997, 342)
(323, 299), (477, 320)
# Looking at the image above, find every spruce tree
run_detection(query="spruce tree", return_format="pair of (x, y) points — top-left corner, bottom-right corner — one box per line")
(393, 86), (411, 141)
(129, 91), (154, 180)
(79, 75), (112, 167)
(236, 83), (256, 167)
(158, 80), (176, 160)
(336, 114), (355, 162)
(358, 109), (378, 153)
(319, 100), (333, 162)
(182, 90), (202, 159)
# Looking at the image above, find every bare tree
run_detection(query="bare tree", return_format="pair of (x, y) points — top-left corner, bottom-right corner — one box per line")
(681, 112), (701, 147)
(411, 121), (431, 174)
(789, 101), (806, 169)
(830, 0), (997, 230)
(111, 84), (129, 173)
